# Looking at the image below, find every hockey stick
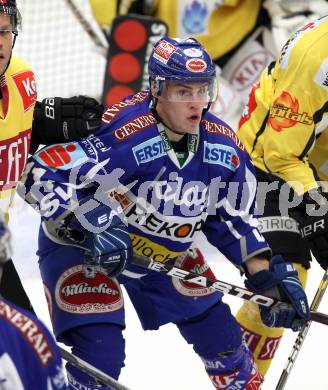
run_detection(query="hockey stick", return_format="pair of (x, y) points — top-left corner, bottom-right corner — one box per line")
(64, 0), (108, 53)
(275, 268), (328, 390)
(59, 346), (132, 390)
(131, 254), (328, 326)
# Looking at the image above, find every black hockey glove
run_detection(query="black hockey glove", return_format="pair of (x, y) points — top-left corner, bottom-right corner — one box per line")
(30, 96), (104, 153)
(290, 189), (328, 270)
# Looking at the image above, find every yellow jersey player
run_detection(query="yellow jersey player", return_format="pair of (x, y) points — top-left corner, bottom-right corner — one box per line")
(0, 0), (103, 312)
(237, 15), (328, 376)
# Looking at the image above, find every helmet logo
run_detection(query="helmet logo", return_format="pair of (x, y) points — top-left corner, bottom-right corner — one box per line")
(183, 48), (203, 58)
(186, 58), (207, 72)
(153, 40), (177, 65)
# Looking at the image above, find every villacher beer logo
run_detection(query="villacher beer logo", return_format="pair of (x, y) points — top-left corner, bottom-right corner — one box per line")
(55, 265), (123, 314)
(186, 58), (207, 72)
(172, 248), (216, 297)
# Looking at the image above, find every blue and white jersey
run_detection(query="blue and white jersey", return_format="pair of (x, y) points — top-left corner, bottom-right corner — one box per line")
(0, 298), (67, 389)
(20, 91), (269, 267)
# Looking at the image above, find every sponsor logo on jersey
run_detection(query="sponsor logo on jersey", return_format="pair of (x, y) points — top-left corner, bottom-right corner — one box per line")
(130, 233), (182, 262)
(268, 91), (313, 132)
(239, 82), (260, 128)
(203, 141), (240, 171)
(258, 336), (282, 360)
(172, 248), (216, 297)
(114, 113), (157, 141)
(102, 92), (149, 124)
(314, 57), (328, 91)
(202, 119), (245, 151)
(126, 202), (206, 242)
(240, 325), (261, 353)
(186, 58), (207, 72)
(55, 265), (123, 314)
(257, 216), (299, 234)
(35, 143), (89, 170)
(0, 299), (54, 365)
(108, 189), (133, 211)
(12, 70), (37, 111)
(230, 51), (271, 92)
(153, 40), (177, 64)
(81, 134), (111, 157)
(132, 136), (166, 165)
(0, 129), (31, 191)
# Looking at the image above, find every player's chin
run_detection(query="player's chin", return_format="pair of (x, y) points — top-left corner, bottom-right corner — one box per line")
(184, 118), (201, 133)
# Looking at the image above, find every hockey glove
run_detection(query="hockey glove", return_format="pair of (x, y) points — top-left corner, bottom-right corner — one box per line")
(56, 195), (132, 278)
(0, 213), (12, 265)
(245, 255), (310, 331)
(31, 96), (104, 152)
(291, 189), (328, 270)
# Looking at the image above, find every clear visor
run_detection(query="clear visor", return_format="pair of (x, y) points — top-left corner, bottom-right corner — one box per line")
(151, 78), (218, 103)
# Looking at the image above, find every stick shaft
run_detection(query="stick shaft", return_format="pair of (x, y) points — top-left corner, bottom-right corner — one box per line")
(65, 0), (108, 52)
(132, 254), (328, 326)
(59, 346), (132, 390)
(275, 268), (328, 390)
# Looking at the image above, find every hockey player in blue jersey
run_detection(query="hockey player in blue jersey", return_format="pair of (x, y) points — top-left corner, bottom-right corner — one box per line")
(19, 37), (310, 389)
(0, 212), (68, 389)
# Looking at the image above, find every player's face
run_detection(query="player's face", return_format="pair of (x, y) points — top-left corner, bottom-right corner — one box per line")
(0, 14), (14, 75)
(156, 82), (206, 135)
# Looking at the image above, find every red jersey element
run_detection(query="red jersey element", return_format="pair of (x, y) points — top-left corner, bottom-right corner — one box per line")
(0, 129), (31, 191)
(12, 70), (37, 112)
(239, 82), (259, 128)
(38, 144), (76, 168)
(240, 325), (261, 353)
(258, 336), (282, 360)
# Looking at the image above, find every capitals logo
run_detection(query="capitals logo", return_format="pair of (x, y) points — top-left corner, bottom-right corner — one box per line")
(268, 91), (313, 132)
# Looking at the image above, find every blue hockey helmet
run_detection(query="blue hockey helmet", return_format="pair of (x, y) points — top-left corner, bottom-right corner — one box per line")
(148, 37), (218, 103)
